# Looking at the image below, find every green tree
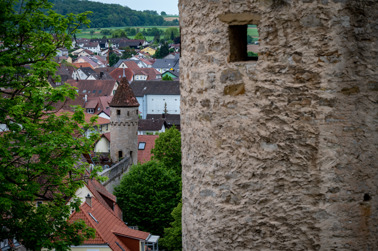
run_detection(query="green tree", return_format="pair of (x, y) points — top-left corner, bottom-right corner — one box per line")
(114, 161), (181, 237)
(109, 53), (120, 66)
(161, 11), (167, 16)
(100, 29), (112, 36)
(134, 32), (145, 40)
(154, 42), (170, 59)
(121, 46), (136, 59)
(90, 30), (95, 37)
(159, 201), (182, 251)
(164, 27), (179, 40)
(151, 126), (181, 176)
(162, 75), (173, 81)
(0, 0), (103, 249)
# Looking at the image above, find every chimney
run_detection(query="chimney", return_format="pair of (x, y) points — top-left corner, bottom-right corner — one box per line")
(85, 194), (92, 207)
(84, 94), (87, 102)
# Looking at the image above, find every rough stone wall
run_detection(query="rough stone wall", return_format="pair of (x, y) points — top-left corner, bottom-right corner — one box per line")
(179, 0), (378, 250)
(110, 107), (139, 164)
(100, 157), (131, 194)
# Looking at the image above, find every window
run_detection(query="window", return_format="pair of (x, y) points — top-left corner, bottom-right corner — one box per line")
(98, 90), (102, 94)
(228, 25), (259, 61)
(219, 13), (260, 62)
(36, 201), (43, 207)
(117, 109), (121, 115)
(118, 151), (123, 158)
(138, 142), (146, 150)
(83, 90), (87, 93)
(127, 111), (130, 116)
(87, 108), (94, 114)
(136, 110), (138, 115)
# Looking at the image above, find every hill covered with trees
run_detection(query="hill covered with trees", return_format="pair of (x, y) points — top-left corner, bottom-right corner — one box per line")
(49, 0), (179, 28)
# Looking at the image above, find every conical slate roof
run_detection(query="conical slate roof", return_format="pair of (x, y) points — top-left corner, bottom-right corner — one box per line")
(109, 76), (139, 107)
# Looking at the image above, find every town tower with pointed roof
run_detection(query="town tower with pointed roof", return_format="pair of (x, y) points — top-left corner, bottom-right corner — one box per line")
(109, 73), (139, 164)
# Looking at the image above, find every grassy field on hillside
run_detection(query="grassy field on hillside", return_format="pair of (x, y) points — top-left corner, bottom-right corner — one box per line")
(248, 25), (259, 38)
(76, 25), (258, 41)
(76, 26), (179, 40)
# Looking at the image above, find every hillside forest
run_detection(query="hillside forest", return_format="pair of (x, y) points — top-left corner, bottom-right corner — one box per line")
(49, 0), (179, 27)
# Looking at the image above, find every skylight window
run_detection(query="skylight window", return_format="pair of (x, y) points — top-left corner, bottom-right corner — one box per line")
(89, 212), (99, 223)
(138, 142), (146, 150)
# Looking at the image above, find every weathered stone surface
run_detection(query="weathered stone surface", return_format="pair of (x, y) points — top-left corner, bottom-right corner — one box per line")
(179, 0), (378, 250)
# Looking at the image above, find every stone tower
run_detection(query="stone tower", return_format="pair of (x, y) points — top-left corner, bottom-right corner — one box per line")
(109, 76), (139, 164)
(179, 0), (377, 250)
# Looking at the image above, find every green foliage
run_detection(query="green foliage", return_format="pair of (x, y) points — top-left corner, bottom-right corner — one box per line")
(134, 32), (145, 40)
(112, 29), (127, 38)
(162, 75), (173, 81)
(161, 11), (167, 16)
(121, 47), (136, 59)
(0, 0), (101, 249)
(100, 29), (112, 35)
(114, 161), (181, 237)
(159, 201), (182, 251)
(49, 0), (177, 28)
(109, 53), (120, 67)
(154, 42), (170, 59)
(151, 126), (181, 176)
(164, 27), (179, 41)
(248, 51), (259, 58)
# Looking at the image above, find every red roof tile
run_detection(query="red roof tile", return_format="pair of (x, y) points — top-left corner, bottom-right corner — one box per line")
(72, 62), (94, 70)
(69, 179), (151, 250)
(137, 135), (159, 164)
(110, 68), (134, 83)
(67, 79), (118, 97)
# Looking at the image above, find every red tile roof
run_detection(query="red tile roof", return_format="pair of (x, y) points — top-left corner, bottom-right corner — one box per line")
(72, 62), (94, 70)
(67, 79), (118, 97)
(109, 77), (139, 107)
(69, 180), (151, 251)
(110, 68), (134, 83)
(137, 135), (159, 164)
(102, 132), (111, 142)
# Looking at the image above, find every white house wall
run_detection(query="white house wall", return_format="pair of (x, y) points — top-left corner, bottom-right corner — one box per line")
(146, 95), (180, 115)
(95, 137), (110, 153)
(137, 95), (180, 118)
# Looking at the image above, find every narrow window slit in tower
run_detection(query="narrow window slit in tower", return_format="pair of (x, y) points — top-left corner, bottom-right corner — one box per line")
(229, 24), (259, 62)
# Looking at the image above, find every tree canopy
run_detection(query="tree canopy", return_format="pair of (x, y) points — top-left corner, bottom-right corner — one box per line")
(154, 42), (170, 59)
(0, 0), (102, 249)
(151, 126), (181, 176)
(159, 201), (182, 251)
(114, 161), (181, 237)
(49, 0), (179, 28)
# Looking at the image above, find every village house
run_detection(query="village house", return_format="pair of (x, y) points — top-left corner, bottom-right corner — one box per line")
(82, 42), (101, 54)
(68, 175), (159, 251)
(140, 46), (156, 56)
(130, 81), (180, 119)
(66, 79), (119, 97)
(152, 58), (179, 74)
